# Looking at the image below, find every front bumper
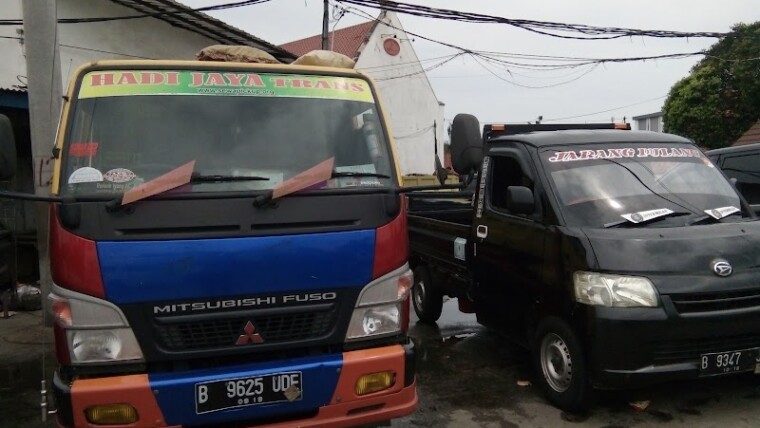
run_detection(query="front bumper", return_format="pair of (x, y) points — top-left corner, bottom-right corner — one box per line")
(576, 305), (760, 390)
(54, 342), (417, 428)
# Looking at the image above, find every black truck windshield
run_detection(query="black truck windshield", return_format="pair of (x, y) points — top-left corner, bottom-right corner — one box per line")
(62, 70), (393, 196)
(541, 144), (743, 228)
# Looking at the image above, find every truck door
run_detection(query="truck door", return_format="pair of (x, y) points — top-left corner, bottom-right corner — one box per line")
(472, 146), (547, 339)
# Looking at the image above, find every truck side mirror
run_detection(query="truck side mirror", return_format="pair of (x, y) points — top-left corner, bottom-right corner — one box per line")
(507, 186), (534, 215)
(450, 113), (482, 176)
(0, 115), (16, 180)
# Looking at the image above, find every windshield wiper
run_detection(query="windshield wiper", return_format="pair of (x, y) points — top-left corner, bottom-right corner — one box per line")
(604, 211), (690, 228)
(190, 173), (270, 182)
(330, 172), (391, 179)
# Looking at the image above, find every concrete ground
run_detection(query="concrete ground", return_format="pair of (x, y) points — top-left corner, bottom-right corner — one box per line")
(3, 302), (760, 427)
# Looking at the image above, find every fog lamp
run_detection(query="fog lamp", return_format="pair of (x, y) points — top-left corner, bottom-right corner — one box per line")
(85, 404), (138, 425)
(355, 371), (395, 396)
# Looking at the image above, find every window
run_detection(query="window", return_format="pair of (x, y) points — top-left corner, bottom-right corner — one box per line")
(722, 153), (760, 204)
(488, 156), (533, 213)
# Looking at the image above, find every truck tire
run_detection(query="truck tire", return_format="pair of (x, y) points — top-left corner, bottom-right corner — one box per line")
(412, 265), (443, 324)
(532, 317), (592, 413)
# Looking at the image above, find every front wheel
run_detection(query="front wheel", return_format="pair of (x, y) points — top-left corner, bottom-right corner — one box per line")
(532, 317), (593, 413)
(412, 265), (443, 324)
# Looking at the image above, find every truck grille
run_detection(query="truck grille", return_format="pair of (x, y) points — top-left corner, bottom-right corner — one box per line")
(652, 334), (760, 364)
(669, 289), (760, 314)
(153, 307), (337, 351)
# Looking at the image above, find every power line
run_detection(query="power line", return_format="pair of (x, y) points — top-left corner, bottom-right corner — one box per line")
(0, 0), (272, 26)
(337, 0), (733, 40)
(541, 95), (667, 122)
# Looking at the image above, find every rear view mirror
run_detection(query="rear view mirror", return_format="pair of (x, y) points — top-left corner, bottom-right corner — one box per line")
(0, 115), (16, 180)
(450, 113), (482, 175)
(507, 186), (534, 215)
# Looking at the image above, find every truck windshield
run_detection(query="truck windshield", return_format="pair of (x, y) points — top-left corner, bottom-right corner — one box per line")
(61, 70), (393, 196)
(540, 144), (744, 228)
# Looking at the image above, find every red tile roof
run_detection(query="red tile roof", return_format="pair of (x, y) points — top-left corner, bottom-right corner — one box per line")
(733, 119), (760, 146)
(280, 21), (377, 59)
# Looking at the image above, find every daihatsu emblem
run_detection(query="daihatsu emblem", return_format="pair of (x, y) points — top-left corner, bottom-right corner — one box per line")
(711, 259), (733, 277)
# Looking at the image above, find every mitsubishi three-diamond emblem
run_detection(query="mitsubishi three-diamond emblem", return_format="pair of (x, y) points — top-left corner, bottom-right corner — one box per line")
(236, 321), (264, 345)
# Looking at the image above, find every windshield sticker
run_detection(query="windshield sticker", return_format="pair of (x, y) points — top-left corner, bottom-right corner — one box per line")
(78, 71), (373, 103)
(103, 168), (137, 183)
(705, 206), (740, 220)
(621, 208), (674, 224)
(547, 147), (703, 163)
(69, 142), (99, 157)
(68, 167), (104, 184)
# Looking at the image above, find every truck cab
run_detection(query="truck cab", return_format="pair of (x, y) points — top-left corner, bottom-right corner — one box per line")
(0, 60), (418, 428)
(409, 114), (760, 411)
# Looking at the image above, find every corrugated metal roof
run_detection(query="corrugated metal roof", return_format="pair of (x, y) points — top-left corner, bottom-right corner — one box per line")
(733, 119), (760, 146)
(108, 0), (296, 63)
(280, 20), (377, 59)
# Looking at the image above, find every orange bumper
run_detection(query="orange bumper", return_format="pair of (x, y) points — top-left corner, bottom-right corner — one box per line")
(56, 344), (417, 428)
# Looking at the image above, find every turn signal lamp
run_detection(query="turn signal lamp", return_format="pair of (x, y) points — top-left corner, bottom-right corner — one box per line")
(85, 404), (138, 425)
(355, 371), (395, 396)
(490, 124), (505, 131)
(615, 123), (631, 130)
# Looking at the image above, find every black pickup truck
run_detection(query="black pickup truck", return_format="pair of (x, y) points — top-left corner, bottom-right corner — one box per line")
(408, 114), (760, 411)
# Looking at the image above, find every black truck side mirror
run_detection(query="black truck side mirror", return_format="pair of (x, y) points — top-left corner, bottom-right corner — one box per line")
(507, 186), (534, 215)
(450, 113), (483, 176)
(0, 115), (17, 180)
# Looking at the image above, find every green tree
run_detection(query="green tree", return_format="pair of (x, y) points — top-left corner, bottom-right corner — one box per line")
(663, 22), (760, 149)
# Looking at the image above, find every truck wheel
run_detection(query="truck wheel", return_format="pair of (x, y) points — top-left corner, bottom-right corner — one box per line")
(532, 317), (592, 412)
(412, 265), (442, 324)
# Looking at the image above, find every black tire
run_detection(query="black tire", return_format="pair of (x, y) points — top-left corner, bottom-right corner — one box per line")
(412, 265), (443, 324)
(532, 316), (593, 413)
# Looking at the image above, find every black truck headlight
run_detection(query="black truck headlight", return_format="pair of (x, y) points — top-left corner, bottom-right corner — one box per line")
(573, 271), (658, 308)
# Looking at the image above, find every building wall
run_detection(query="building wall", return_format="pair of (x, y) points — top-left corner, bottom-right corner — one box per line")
(634, 114), (664, 132)
(56, 0), (218, 90)
(356, 12), (445, 176)
(0, 1), (26, 91)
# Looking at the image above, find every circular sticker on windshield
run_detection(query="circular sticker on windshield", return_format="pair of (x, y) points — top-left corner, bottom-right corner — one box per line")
(103, 168), (136, 183)
(68, 167), (103, 184)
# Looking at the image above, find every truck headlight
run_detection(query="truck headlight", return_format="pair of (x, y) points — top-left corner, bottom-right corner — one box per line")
(346, 265), (412, 341)
(50, 285), (144, 365)
(573, 271), (658, 308)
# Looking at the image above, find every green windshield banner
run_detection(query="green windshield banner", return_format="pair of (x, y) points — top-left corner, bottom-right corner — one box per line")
(78, 70), (374, 103)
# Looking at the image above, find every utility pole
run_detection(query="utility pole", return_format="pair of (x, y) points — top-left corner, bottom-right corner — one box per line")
(321, 0), (329, 50)
(22, 1), (62, 320)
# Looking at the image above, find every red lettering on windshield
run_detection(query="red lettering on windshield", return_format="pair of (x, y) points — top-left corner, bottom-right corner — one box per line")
(225, 73), (245, 86)
(117, 73), (138, 85)
(90, 73), (114, 86)
(140, 72), (164, 85)
(244, 74), (264, 87)
(205, 73), (226, 86)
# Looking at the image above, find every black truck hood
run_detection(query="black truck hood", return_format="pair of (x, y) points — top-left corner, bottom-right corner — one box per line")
(582, 221), (760, 294)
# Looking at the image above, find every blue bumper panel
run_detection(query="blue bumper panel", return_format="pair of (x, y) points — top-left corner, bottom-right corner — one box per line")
(97, 230), (375, 304)
(149, 353), (342, 427)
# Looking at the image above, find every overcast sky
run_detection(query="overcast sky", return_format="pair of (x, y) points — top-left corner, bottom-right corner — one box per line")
(180, 0), (759, 127)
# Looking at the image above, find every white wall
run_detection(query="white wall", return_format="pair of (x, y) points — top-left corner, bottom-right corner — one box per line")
(0, 0), (224, 92)
(0, 1), (26, 90)
(356, 12), (445, 176)
(56, 0), (219, 91)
